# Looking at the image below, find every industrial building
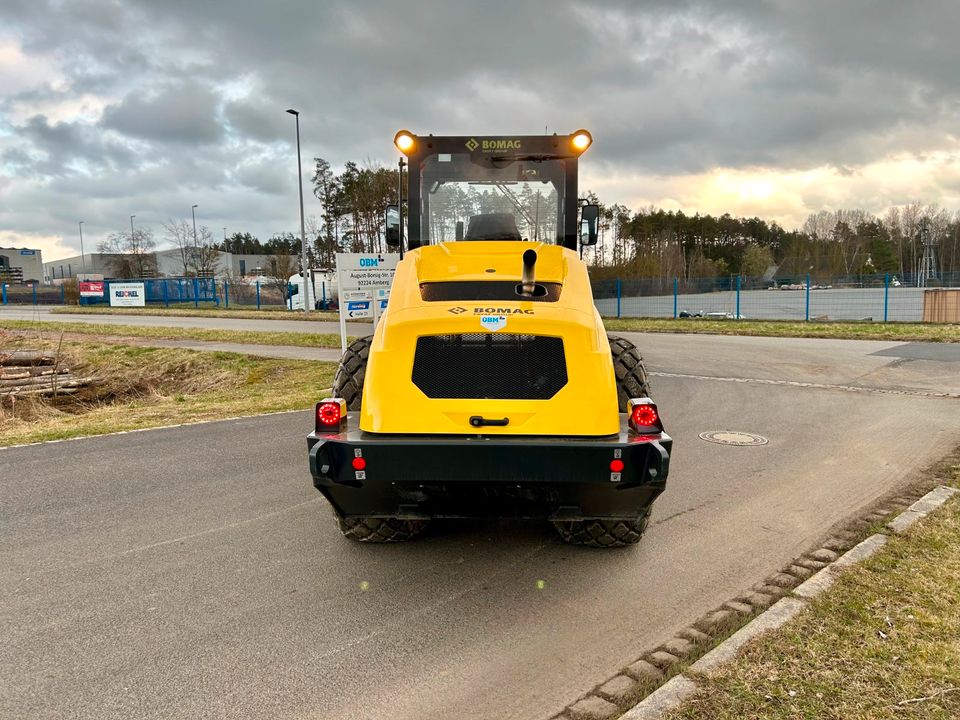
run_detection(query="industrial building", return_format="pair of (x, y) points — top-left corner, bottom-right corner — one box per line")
(44, 250), (275, 281)
(0, 247), (44, 284)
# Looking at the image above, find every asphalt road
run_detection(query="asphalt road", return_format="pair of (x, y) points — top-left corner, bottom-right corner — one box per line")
(3, 333), (960, 720)
(0, 305), (372, 337)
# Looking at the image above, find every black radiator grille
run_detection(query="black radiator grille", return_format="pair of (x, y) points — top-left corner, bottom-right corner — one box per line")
(412, 334), (567, 399)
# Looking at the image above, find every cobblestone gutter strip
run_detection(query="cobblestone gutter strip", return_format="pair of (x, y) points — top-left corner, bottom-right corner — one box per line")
(548, 481), (959, 720)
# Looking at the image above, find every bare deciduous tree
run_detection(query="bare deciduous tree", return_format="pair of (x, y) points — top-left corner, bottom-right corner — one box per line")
(98, 228), (157, 278)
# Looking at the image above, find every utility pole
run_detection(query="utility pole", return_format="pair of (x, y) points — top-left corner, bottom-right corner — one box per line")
(78, 221), (85, 270)
(130, 215), (136, 240)
(286, 108), (310, 313)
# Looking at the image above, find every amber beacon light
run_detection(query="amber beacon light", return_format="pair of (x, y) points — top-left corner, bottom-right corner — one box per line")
(570, 129), (592, 153)
(394, 130), (416, 154)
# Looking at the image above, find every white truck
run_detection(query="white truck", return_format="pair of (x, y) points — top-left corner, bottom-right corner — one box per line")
(287, 269), (338, 311)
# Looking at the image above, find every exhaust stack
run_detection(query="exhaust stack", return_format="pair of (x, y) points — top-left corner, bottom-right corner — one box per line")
(520, 249), (537, 296)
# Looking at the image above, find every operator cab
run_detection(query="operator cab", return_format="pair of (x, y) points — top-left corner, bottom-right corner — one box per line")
(386, 131), (599, 251)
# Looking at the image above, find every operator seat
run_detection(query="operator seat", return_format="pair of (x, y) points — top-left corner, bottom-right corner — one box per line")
(464, 213), (521, 241)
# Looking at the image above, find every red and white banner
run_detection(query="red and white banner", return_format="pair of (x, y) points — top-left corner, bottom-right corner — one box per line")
(79, 281), (105, 297)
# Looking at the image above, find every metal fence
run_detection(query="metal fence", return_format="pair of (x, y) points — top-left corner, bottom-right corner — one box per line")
(1, 278), (309, 310)
(593, 272), (960, 322)
(3, 271), (957, 322)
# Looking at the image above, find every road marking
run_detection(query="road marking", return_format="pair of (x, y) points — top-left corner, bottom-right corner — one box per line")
(649, 371), (959, 399)
(0, 393), (331, 451)
(107, 498), (323, 559)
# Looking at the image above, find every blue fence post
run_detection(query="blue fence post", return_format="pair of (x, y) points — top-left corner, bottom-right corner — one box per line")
(32, 284), (37, 305)
(60, 284), (65, 304)
(883, 272), (889, 323)
(287, 283), (293, 311)
(615, 278), (621, 319)
(193, 277), (199, 308)
(1, 284), (6, 305)
(673, 277), (678, 318)
(321, 282), (327, 311)
(805, 273), (811, 322)
(256, 281), (261, 310)
(224, 280), (229, 308)
(736, 275), (742, 320)
(162, 280), (169, 308)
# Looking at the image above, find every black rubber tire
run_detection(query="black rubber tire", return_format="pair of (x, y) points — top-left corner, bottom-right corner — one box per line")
(336, 516), (429, 543)
(332, 335), (373, 410)
(552, 508), (651, 548)
(608, 333), (651, 411)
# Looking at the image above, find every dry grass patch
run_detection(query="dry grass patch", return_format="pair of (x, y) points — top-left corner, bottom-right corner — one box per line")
(604, 318), (960, 343)
(0, 330), (336, 446)
(50, 305), (341, 322)
(670, 464), (960, 720)
(0, 319), (343, 349)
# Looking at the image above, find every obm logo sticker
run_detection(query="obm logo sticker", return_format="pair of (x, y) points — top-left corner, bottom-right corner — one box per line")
(480, 315), (508, 332)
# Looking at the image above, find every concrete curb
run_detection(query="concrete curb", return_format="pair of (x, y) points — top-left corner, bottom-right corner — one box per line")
(888, 485), (958, 534)
(688, 597), (807, 676)
(793, 533), (888, 599)
(557, 483), (959, 720)
(618, 676), (699, 720)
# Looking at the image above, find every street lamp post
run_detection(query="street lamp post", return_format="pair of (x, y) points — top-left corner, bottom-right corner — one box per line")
(78, 221), (86, 271)
(286, 108), (310, 314)
(191, 204), (199, 248)
(130, 215), (136, 240)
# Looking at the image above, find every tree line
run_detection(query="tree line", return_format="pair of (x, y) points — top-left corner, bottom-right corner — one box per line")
(583, 200), (960, 282)
(97, 152), (960, 285)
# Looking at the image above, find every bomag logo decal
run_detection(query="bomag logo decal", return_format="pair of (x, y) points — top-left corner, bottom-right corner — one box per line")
(473, 307), (533, 315)
(466, 138), (521, 152)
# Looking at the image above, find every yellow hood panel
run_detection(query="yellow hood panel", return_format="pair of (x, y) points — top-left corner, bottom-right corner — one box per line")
(358, 242), (619, 437)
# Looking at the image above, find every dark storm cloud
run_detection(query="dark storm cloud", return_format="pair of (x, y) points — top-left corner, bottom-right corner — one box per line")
(6, 115), (136, 177)
(2, 0), (960, 256)
(101, 81), (224, 144)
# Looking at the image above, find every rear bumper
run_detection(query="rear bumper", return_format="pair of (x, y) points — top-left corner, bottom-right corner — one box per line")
(307, 414), (671, 520)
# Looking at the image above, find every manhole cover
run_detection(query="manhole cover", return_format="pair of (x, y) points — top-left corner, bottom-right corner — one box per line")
(699, 431), (768, 446)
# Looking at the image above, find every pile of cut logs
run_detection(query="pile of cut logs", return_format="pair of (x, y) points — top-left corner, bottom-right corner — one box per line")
(0, 350), (94, 397)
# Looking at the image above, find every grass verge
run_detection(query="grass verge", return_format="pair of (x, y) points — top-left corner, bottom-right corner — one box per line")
(670, 464), (960, 720)
(0, 319), (344, 348)
(0, 331), (336, 446)
(604, 318), (960, 342)
(49, 305), (341, 322)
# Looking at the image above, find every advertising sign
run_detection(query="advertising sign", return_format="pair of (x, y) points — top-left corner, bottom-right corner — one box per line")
(346, 300), (372, 319)
(79, 281), (104, 298)
(109, 282), (146, 307)
(335, 253), (399, 352)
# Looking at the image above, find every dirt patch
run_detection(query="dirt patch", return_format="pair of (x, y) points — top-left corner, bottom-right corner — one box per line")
(3, 336), (230, 420)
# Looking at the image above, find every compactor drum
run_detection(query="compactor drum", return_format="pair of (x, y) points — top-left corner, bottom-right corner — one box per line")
(308, 130), (671, 547)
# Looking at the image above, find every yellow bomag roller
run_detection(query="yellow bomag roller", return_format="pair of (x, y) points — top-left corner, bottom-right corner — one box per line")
(307, 130), (671, 547)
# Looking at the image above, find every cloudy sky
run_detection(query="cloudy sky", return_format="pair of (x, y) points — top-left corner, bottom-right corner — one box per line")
(2, 0), (959, 261)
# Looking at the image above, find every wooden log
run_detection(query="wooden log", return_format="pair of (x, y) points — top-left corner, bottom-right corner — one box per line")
(0, 376), (94, 393)
(0, 350), (56, 366)
(0, 368), (70, 380)
(2, 386), (81, 397)
(0, 375), (76, 388)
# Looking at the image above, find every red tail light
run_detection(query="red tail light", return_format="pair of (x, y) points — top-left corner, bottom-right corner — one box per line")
(315, 398), (347, 433)
(627, 398), (663, 434)
(631, 404), (658, 427)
